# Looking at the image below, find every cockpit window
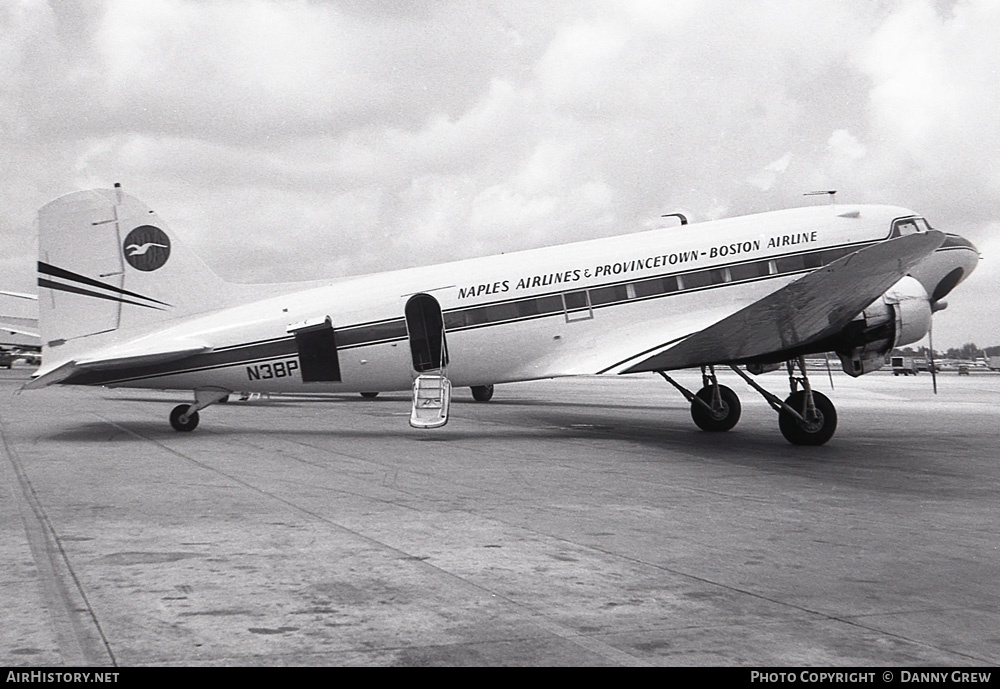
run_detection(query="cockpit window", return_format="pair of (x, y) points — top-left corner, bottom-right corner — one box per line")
(891, 217), (930, 237)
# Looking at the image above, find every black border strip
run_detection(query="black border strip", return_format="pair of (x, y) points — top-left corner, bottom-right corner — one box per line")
(38, 262), (172, 307)
(38, 279), (167, 311)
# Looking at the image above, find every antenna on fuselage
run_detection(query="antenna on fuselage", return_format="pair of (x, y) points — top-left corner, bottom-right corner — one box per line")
(661, 212), (688, 226)
(804, 190), (837, 204)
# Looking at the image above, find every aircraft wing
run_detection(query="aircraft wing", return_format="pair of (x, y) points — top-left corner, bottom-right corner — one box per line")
(24, 339), (210, 390)
(622, 230), (945, 373)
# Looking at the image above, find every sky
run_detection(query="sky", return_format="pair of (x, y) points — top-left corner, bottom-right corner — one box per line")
(2, 0), (998, 350)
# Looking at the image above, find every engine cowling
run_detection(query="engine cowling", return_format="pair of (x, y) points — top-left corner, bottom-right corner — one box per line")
(835, 276), (933, 377)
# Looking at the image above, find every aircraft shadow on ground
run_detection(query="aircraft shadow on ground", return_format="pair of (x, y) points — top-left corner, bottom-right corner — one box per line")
(38, 410), (956, 496)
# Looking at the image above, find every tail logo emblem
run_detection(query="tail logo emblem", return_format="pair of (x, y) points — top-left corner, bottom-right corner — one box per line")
(123, 226), (171, 272)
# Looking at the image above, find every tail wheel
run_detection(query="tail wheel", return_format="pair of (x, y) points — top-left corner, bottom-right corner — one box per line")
(778, 390), (837, 446)
(690, 385), (741, 432)
(470, 385), (494, 402)
(170, 404), (200, 432)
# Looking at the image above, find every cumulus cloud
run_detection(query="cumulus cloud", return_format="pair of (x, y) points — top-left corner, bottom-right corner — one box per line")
(2, 0), (998, 347)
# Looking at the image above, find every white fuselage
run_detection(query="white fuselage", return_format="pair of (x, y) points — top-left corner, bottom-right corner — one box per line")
(62, 204), (976, 394)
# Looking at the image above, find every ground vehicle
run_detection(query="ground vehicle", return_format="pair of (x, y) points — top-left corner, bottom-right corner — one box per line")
(891, 356), (919, 376)
(0, 350), (14, 369)
(958, 364), (970, 375)
(988, 356), (1000, 372)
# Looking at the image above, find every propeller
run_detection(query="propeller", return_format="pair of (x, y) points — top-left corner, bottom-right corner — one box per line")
(927, 320), (937, 394)
(927, 299), (947, 395)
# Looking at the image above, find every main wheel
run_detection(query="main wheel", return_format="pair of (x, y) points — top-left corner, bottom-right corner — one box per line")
(360, 392), (379, 399)
(778, 390), (837, 446)
(690, 385), (741, 432)
(470, 384), (494, 402)
(170, 404), (200, 432)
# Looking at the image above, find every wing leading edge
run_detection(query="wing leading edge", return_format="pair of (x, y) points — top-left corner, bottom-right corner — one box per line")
(622, 230), (945, 373)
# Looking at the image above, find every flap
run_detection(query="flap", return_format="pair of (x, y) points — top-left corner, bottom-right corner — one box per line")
(623, 230), (944, 373)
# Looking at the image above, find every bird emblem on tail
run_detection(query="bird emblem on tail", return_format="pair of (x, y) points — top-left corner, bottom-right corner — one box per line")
(122, 225), (171, 271)
(126, 242), (169, 256)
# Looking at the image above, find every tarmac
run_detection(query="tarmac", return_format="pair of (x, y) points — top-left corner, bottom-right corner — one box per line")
(1, 364), (998, 666)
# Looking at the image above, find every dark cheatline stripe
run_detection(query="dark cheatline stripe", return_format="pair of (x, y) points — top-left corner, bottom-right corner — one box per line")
(63, 338), (299, 386)
(38, 262), (172, 307)
(337, 319), (408, 347)
(38, 278), (166, 310)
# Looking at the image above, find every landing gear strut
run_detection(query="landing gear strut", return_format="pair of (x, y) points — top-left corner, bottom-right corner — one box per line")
(729, 356), (838, 445)
(169, 388), (232, 432)
(170, 404), (199, 432)
(778, 389), (837, 446)
(658, 366), (742, 432)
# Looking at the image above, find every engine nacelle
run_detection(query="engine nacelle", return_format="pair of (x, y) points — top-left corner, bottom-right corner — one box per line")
(835, 276), (932, 377)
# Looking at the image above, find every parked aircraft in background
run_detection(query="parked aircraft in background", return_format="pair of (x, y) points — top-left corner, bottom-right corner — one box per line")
(24, 185), (978, 444)
(1, 291), (40, 368)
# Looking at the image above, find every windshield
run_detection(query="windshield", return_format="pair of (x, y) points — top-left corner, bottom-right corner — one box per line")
(892, 217), (931, 237)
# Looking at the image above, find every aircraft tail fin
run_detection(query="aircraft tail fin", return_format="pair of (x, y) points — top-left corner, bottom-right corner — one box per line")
(36, 186), (231, 363)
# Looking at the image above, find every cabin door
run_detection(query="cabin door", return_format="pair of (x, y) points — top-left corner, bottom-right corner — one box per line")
(289, 316), (341, 382)
(404, 294), (448, 372)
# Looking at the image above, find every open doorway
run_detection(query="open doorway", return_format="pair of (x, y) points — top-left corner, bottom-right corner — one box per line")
(405, 293), (448, 372)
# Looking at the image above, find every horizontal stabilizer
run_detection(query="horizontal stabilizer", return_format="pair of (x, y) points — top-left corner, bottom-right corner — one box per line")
(24, 339), (210, 390)
(0, 323), (39, 338)
(0, 290), (37, 300)
(623, 231), (944, 373)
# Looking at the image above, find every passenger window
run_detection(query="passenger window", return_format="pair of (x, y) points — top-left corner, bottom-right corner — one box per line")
(485, 302), (520, 323)
(776, 255), (805, 273)
(708, 268), (730, 284)
(633, 276), (678, 297)
(730, 261), (770, 281)
(589, 284), (629, 306)
(681, 271), (711, 289)
(563, 290), (590, 311)
(562, 290), (593, 322)
(802, 253), (823, 269)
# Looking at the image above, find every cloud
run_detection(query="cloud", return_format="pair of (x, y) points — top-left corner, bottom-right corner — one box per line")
(748, 152), (793, 191)
(2, 0), (998, 348)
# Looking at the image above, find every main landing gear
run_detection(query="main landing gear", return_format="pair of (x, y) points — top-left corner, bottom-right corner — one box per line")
(658, 357), (838, 446)
(169, 388), (232, 432)
(658, 366), (741, 432)
(470, 384), (494, 402)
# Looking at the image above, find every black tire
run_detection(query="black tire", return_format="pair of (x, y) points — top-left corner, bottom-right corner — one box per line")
(360, 392), (379, 399)
(470, 384), (494, 402)
(778, 390), (837, 446)
(170, 404), (199, 432)
(690, 385), (741, 432)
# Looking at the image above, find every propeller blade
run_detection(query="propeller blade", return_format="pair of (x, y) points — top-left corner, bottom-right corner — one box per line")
(928, 320), (938, 395)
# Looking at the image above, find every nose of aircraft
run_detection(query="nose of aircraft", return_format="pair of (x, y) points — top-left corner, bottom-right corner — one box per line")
(930, 234), (980, 303)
